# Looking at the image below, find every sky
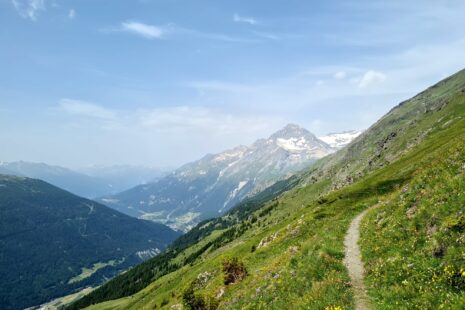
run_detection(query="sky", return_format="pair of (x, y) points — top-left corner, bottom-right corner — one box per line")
(1, 0), (465, 169)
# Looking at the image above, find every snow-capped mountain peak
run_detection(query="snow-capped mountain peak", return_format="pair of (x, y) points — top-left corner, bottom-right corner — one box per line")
(270, 123), (313, 139)
(100, 123), (336, 231)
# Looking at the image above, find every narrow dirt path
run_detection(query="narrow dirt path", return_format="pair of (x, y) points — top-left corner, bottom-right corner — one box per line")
(344, 209), (372, 310)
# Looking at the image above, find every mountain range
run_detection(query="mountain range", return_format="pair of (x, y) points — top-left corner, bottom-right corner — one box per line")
(99, 124), (340, 231)
(70, 69), (465, 309)
(0, 161), (166, 198)
(0, 175), (180, 310)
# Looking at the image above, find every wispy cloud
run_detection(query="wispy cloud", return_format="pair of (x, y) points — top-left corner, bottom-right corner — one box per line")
(137, 105), (281, 136)
(57, 99), (280, 136)
(355, 70), (387, 88)
(11, 0), (46, 20)
(333, 71), (347, 80)
(188, 81), (256, 94)
(68, 8), (75, 19)
(47, 101), (285, 167)
(58, 99), (116, 120)
(121, 21), (164, 39)
(252, 31), (280, 40)
(180, 28), (259, 43)
(105, 22), (259, 43)
(233, 13), (258, 25)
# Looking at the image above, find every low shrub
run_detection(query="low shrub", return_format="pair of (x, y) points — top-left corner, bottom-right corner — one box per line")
(222, 258), (247, 285)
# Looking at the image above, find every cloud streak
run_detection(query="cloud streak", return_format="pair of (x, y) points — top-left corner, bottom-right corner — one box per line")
(334, 71), (347, 80)
(120, 21), (164, 39)
(56, 100), (282, 136)
(137, 105), (278, 134)
(11, 0), (45, 20)
(233, 13), (258, 25)
(58, 99), (116, 120)
(356, 70), (387, 88)
(105, 21), (260, 43)
(68, 8), (75, 19)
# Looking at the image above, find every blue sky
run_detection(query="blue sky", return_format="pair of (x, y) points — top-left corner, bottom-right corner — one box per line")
(1, 0), (465, 168)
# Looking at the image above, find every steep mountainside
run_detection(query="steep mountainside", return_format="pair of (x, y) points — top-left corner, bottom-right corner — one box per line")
(71, 69), (465, 309)
(0, 175), (180, 310)
(301, 71), (465, 192)
(100, 124), (334, 231)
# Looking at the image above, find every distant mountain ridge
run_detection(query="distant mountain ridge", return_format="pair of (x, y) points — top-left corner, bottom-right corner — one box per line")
(0, 161), (166, 198)
(0, 174), (180, 310)
(99, 124), (337, 231)
(78, 164), (169, 193)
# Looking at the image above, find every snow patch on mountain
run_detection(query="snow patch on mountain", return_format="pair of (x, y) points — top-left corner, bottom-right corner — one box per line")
(213, 146), (247, 162)
(319, 130), (363, 149)
(220, 180), (249, 213)
(276, 137), (309, 151)
(231, 180), (248, 198)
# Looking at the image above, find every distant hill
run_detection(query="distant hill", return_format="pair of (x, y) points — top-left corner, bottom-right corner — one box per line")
(99, 124), (336, 231)
(0, 175), (180, 310)
(0, 161), (166, 198)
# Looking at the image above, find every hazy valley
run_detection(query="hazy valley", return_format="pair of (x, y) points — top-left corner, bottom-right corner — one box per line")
(2, 2), (464, 309)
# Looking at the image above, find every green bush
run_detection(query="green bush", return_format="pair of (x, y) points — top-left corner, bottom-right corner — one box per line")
(182, 280), (218, 310)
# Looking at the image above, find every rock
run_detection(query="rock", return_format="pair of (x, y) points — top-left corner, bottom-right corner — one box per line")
(427, 223), (437, 236)
(216, 287), (225, 299)
(258, 232), (279, 248)
(288, 227), (300, 237)
(196, 271), (212, 287)
(288, 246), (299, 255)
(406, 204), (417, 219)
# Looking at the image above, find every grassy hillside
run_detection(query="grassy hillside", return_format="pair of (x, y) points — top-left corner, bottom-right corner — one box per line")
(0, 176), (180, 310)
(360, 113), (465, 306)
(68, 176), (300, 309)
(72, 69), (465, 309)
(300, 68), (465, 192)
